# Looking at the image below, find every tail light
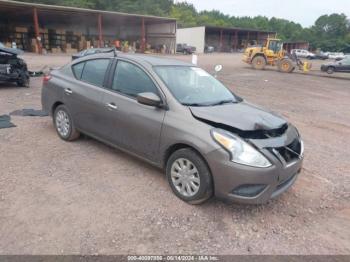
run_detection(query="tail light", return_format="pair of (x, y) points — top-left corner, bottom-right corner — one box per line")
(43, 74), (52, 84)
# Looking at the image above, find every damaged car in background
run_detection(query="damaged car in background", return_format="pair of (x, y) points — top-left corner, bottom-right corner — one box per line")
(0, 43), (29, 88)
(41, 52), (304, 205)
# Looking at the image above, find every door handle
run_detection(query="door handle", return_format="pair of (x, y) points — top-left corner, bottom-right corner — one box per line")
(64, 88), (73, 95)
(106, 103), (118, 110)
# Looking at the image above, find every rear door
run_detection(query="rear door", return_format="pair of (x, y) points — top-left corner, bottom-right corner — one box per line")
(99, 59), (166, 163)
(66, 58), (111, 137)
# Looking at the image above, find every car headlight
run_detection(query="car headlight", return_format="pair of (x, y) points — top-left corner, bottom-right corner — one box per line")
(211, 129), (272, 168)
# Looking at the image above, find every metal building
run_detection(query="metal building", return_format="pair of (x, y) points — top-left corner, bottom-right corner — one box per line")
(0, 0), (177, 54)
(177, 26), (276, 53)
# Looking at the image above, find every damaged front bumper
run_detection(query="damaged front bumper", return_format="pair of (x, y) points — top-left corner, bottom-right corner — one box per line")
(0, 72), (21, 82)
(205, 125), (304, 204)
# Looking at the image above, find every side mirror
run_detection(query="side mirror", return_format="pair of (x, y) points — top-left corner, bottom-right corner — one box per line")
(214, 64), (223, 72)
(214, 64), (223, 78)
(137, 92), (162, 107)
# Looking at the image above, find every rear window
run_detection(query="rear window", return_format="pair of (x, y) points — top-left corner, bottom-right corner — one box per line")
(80, 59), (110, 87)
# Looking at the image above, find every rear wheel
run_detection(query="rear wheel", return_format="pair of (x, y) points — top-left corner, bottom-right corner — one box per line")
(166, 148), (213, 204)
(252, 56), (266, 70)
(278, 59), (294, 73)
(53, 105), (80, 141)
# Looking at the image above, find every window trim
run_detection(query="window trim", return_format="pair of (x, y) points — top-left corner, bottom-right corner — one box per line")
(106, 58), (166, 103)
(71, 61), (86, 80)
(71, 58), (112, 88)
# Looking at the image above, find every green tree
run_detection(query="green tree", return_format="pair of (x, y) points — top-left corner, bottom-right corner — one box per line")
(16, 0), (350, 51)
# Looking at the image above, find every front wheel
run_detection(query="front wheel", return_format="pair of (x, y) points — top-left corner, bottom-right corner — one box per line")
(166, 148), (213, 204)
(252, 56), (266, 70)
(53, 105), (80, 141)
(278, 59), (294, 73)
(17, 74), (30, 88)
(326, 67), (335, 74)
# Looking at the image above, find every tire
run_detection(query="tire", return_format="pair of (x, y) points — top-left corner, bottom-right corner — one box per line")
(166, 148), (213, 204)
(53, 105), (80, 141)
(252, 56), (266, 70)
(326, 67), (335, 74)
(278, 58), (294, 73)
(17, 74), (30, 88)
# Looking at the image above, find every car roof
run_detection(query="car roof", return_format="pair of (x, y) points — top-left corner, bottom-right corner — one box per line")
(73, 51), (194, 67)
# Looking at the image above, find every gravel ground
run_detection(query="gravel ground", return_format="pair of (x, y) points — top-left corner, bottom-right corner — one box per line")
(0, 53), (349, 255)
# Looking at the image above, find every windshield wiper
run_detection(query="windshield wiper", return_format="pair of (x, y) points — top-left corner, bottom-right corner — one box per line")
(182, 102), (209, 107)
(209, 99), (235, 106)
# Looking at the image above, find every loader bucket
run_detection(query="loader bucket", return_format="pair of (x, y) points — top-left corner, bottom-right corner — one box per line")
(303, 62), (312, 72)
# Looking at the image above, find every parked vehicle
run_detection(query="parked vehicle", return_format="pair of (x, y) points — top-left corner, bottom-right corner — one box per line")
(291, 49), (316, 59)
(205, 45), (215, 53)
(72, 48), (114, 60)
(176, 43), (196, 55)
(42, 52), (304, 205)
(0, 43), (29, 87)
(314, 51), (329, 60)
(321, 56), (350, 74)
(325, 52), (345, 61)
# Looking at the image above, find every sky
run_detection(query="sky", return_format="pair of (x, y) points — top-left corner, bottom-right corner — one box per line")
(176, 0), (350, 27)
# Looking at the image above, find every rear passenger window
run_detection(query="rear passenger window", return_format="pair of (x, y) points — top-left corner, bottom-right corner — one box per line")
(81, 59), (110, 87)
(111, 60), (158, 98)
(72, 62), (85, 79)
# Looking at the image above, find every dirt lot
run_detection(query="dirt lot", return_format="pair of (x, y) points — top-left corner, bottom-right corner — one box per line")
(0, 53), (349, 255)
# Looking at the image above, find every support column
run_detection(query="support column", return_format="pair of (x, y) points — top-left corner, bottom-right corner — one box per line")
(257, 32), (260, 45)
(98, 13), (103, 48)
(219, 29), (223, 52)
(141, 18), (146, 53)
(33, 7), (42, 54)
(246, 31), (250, 48)
(234, 30), (238, 51)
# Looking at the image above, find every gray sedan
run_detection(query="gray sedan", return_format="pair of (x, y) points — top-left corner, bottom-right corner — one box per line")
(41, 52), (304, 204)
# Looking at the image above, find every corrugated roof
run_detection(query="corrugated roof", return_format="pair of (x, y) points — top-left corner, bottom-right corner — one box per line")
(0, 0), (176, 22)
(179, 26), (275, 34)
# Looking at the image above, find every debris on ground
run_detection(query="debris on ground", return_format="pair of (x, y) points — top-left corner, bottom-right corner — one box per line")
(0, 114), (16, 129)
(10, 108), (48, 117)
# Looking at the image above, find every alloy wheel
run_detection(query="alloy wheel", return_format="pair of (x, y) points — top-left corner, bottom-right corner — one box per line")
(55, 110), (70, 137)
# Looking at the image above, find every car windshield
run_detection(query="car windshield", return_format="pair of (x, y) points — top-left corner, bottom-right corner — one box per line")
(340, 57), (350, 64)
(154, 66), (239, 106)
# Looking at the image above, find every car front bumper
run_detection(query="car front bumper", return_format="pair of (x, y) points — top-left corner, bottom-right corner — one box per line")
(205, 147), (303, 204)
(320, 65), (327, 72)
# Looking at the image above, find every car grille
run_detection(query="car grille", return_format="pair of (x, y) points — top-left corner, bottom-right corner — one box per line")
(269, 138), (302, 164)
(0, 64), (11, 75)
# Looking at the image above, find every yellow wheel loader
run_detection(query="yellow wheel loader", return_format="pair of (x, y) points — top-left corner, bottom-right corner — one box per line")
(242, 38), (311, 73)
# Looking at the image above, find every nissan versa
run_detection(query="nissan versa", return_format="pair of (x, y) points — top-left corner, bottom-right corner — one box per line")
(41, 52), (304, 205)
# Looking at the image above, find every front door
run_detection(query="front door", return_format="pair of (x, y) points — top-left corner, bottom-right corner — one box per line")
(99, 59), (165, 163)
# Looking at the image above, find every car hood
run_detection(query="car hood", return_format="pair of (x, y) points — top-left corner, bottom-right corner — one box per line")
(190, 101), (287, 132)
(0, 45), (24, 55)
(322, 61), (337, 66)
